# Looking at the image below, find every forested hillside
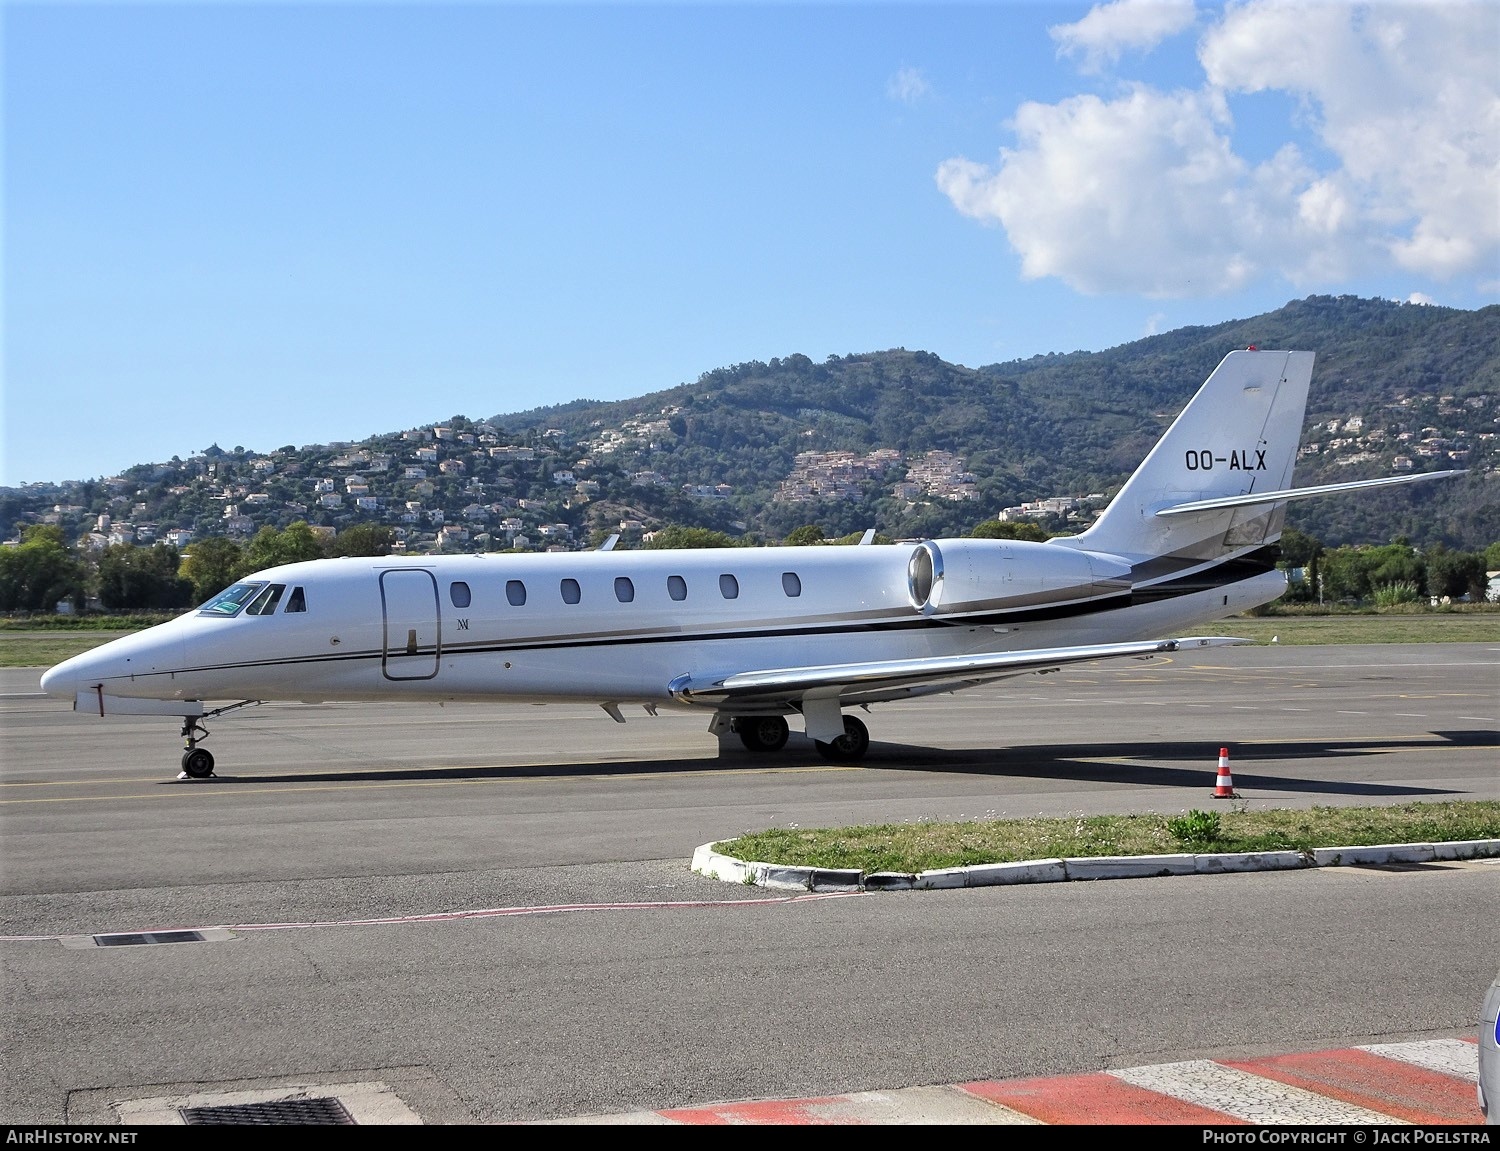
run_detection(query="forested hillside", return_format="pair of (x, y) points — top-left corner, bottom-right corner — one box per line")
(4, 294), (1496, 555)
(493, 295), (1498, 547)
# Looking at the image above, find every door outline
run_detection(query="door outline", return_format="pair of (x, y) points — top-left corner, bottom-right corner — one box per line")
(380, 569), (440, 680)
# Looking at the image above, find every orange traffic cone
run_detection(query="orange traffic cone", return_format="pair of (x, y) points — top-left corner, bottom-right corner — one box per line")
(1212, 747), (1237, 799)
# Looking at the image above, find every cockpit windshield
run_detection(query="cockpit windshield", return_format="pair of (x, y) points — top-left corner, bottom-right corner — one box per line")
(198, 582), (267, 618)
(245, 584), (285, 615)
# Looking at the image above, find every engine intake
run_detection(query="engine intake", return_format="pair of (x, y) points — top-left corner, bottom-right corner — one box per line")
(907, 539), (1131, 616)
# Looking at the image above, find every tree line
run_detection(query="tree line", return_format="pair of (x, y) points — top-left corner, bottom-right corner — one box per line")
(0, 523), (393, 613)
(1277, 529), (1495, 606)
(0, 518), (1494, 614)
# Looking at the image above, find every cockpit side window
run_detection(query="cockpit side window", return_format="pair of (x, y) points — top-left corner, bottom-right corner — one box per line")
(198, 582), (267, 618)
(284, 587), (307, 613)
(245, 584), (286, 616)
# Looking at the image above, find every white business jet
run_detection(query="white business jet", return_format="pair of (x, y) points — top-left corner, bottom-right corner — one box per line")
(41, 350), (1459, 777)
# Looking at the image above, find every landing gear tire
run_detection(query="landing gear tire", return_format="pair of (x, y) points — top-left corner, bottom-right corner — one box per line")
(735, 715), (790, 753)
(814, 715), (869, 762)
(181, 748), (215, 778)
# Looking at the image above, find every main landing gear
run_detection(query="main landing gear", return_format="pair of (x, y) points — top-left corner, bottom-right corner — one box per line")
(733, 715), (790, 752)
(813, 715), (869, 763)
(728, 713), (871, 761)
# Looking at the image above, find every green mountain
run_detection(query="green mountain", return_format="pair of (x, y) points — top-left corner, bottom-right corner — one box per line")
(5, 294), (1497, 552)
(491, 294), (1499, 548)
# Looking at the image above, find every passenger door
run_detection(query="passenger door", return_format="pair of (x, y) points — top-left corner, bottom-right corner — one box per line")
(380, 569), (440, 680)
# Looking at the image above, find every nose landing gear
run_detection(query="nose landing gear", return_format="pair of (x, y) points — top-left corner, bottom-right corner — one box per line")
(172, 700), (261, 779)
(180, 718), (215, 778)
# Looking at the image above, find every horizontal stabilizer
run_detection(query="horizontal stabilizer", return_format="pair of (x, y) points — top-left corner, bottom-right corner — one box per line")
(669, 636), (1249, 708)
(1156, 470), (1465, 517)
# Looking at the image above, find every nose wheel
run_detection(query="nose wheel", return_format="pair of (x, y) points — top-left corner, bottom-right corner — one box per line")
(180, 747), (215, 778)
(180, 717), (215, 778)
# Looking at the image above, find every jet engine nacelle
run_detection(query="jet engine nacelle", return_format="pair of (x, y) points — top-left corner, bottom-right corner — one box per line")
(906, 538), (1133, 616)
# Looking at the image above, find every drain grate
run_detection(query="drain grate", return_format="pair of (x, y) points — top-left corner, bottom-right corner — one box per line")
(93, 931), (206, 947)
(181, 1097), (356, 1125)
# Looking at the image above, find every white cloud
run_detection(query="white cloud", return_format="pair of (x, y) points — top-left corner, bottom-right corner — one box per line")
(1051, 0), (1198, 73)
(1404, 293), (1434, 305)
(1200, 0), (1499, 281)
(941, 0), (1500, 297)
(887, 66), (931, 104)
(938, 86), (1281, 295)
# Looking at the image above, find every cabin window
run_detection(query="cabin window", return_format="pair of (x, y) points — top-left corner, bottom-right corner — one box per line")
(450, 581), (471, 609)
(667, 575), (687, 601)
(245, 584), (285, 616)
(284, 587), (307, 613)
(614, 576), (635, 603)
(561, 578), (581, 604)
(198, 582), (266, 618)
(781, 572), (802, 598)
(718, 574), (739, 600)
(506, 579), (527, 607)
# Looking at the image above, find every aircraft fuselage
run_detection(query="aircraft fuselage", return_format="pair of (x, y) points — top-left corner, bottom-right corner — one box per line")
(41, 539), (1284, 717)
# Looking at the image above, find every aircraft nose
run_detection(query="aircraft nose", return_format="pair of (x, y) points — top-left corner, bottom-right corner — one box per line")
(40, 642), (126, 699)
(40, 654), (87, 699)
(40, 625), (189, 702)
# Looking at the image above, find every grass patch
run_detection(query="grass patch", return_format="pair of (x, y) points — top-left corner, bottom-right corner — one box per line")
(712, 801), (1500, 875)
(0, 632), (135, 667)
(0, 614), (174, 666)
(0, 613), (177, 631)
(1216, 611), (1500, 645)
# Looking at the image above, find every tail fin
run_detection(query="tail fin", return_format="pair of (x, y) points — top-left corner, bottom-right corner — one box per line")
(1059, 349), (1315, 565)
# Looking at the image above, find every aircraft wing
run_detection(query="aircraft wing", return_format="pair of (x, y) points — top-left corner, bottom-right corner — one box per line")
(667, 636), (1247, 710)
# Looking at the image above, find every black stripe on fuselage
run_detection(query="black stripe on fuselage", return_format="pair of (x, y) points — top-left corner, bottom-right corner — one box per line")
(1126, 550), (1280, 603)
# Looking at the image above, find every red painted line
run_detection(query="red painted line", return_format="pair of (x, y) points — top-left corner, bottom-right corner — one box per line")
(957, 1072), (1244, 1125)
(1220, 1049), (1483, 1124)
(658, 1096), (854, 1125)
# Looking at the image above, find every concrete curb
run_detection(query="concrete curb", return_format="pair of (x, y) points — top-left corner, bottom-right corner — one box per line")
(689, 838), (1500, 893)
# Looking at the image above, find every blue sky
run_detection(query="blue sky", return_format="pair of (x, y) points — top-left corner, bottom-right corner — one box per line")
(4, 0), (1497, 487)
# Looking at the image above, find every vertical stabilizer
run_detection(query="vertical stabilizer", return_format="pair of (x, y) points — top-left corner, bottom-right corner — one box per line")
(1057, 350), (1314, 568)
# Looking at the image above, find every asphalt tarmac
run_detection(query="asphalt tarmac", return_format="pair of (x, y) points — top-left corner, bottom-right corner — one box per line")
(1, 642), (1496, 1125)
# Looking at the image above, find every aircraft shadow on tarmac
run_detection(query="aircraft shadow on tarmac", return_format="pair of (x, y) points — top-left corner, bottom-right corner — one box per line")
(179, 729), (1494, 799)
(864, 729), (1494, 798)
